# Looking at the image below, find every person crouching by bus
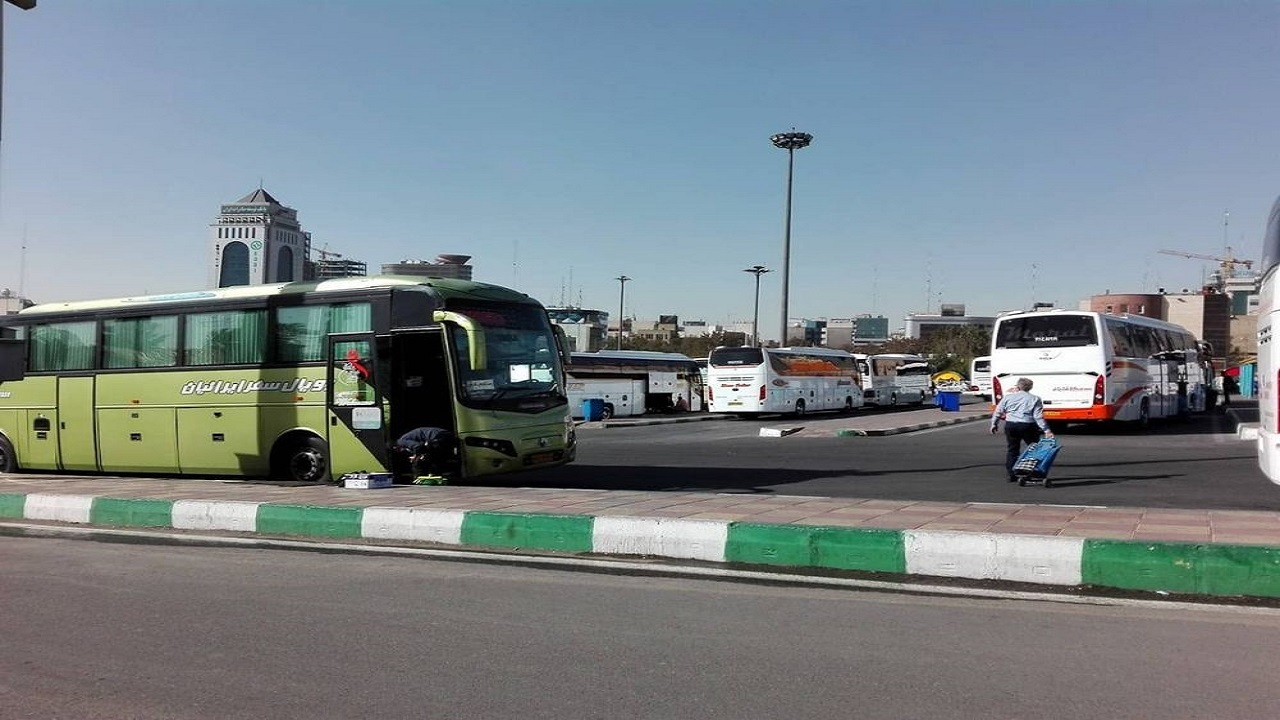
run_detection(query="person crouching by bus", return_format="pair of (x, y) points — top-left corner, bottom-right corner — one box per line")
(394, 427), (458, 482)
(990, 377), (1054, 482)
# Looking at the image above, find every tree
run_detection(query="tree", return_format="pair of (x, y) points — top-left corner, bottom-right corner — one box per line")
(920, 325), (991, 376)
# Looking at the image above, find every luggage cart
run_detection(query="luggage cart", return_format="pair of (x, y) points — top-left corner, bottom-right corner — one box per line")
(1013, 437), (1062, 488)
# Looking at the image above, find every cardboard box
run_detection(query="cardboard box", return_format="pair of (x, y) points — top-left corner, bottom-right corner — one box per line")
(341, 472), (395, 489)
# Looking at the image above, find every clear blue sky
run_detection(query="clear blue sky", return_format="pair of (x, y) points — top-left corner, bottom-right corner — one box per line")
(3, 1), (1279, 340)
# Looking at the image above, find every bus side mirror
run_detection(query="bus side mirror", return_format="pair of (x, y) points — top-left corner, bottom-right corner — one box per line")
(0, 338), (25, 382)
(433, 311), (487, 372)
(552, 325), (569, 362)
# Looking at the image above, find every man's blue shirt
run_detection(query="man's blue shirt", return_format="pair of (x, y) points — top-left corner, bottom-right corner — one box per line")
(992, 391), (1050, 431)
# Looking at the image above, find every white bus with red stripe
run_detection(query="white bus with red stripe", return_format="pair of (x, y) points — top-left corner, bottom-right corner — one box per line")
(1256, 195), (1280, 481)
(990, 309), (1210, 428)
(706, 346), (863, 416)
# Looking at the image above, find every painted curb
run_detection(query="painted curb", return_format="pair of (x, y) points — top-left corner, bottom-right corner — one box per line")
(7, 492), (1280, 600)
(836, 413), (987, 437)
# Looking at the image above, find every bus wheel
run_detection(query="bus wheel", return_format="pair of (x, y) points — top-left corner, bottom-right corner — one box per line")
(843, 397), (855, 413)
(794, 400), (807, 417)
(276, 437), (330, 483)
(0, 435), (16, 473)
(601, 404), (615, 420)
(890, 393), (899, 406)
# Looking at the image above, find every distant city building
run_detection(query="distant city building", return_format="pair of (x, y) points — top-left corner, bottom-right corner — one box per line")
(786, 318), (823, 346)
(547, 307), (610, 352)
(680, 319), (723, 338)
(630, 315), (680, 343)
(852, 315), (890, 345)
(1, 288), (33, 315)
(904, 310), (996, 341)
(208, 188), (310, 288)
(1088, 293), (1162, 318)
(1085, 288), (1232, 364)
(382, 254), (473, 280)
(314, 257), (368, 280)
(1225, 273), (1261, 316)
(724, 320), (755, 339)
(1162, 291), (1230, 365)
(821, 318), (854, 348)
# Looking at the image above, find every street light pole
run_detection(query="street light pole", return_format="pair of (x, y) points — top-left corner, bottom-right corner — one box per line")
(743, 265), (770, 347)
(771, 129), (812, 346)
(614, 275), (630, 350)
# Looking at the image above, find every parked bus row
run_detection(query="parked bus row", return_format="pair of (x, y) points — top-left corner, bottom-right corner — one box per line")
(702, 347), (930, 417)
(0, 276), (576, 483)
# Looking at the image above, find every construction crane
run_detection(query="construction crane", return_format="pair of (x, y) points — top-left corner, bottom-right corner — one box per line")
(1158, 247), (1255, 292)
(318, 244), (343, 261)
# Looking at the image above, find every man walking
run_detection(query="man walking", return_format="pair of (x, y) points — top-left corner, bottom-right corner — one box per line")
(990, 377), (1054, 482)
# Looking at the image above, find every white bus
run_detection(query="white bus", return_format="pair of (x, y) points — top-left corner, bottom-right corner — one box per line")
(967, 355), (992, 399)
(990, 309), (1211, 429)
(853, 353), (931, 406)
(1256, 194), (1280, 481)
(706, 346), (863, 416)
(566, 350), (703, 419)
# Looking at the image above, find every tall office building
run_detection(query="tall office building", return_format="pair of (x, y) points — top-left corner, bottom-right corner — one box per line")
(208, 189), (311, 288)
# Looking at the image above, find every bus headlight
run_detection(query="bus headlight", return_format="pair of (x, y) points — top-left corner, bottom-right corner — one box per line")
(463, 436), (517, 457)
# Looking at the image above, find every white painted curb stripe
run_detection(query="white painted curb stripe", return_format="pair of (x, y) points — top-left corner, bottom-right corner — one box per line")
(904, 530), (1084, 586)
(172, 500), (260, 532)
(361, 507), (465, 545)
(23, 493), (95, 524)
(592, 516), (729, 562)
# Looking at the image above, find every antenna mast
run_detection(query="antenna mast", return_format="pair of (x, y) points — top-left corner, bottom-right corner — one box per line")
(18, 224), (26, 299)
(1223, 210), (1230, 257)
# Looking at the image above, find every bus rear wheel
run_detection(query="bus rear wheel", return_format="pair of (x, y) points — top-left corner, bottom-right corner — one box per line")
(275, 437), (330, 483)
(0, 435), (16, 473)
(794, 399), (807, 417)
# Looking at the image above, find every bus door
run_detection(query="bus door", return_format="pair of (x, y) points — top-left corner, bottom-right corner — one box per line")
(387, 330), (456, 439)
(58, 376), (98, 471)
(326, 333), (390, 470)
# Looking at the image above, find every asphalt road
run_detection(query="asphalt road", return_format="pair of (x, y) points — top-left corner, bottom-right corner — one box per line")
(505, 405), (1280, 510)
(5, 537), (1280, 719)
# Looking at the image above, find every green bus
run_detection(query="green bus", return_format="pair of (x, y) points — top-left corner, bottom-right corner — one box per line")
(0, 276), (576, 482)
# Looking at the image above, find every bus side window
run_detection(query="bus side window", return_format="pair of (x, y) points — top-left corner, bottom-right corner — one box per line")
(104, 316), (179, 369)
(30, 321), (97, 372)
(1106, 320), (1133, 357)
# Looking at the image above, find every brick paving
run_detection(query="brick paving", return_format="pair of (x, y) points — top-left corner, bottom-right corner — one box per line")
(4, 403), (1273, 547)
(5, 469), (1280, 546)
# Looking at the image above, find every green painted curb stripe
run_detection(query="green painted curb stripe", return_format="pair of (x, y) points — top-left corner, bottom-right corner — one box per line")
(0, 492), (26, 519)
(1082, 540), (1280, 597)
(460, 511), (594, 553)
(725, 523), (906, 573)
(256, 504), (363, 539)
(90, 498), (174, 528)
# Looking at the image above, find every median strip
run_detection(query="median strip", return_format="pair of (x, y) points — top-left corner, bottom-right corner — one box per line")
(8, 491), (1280, 600)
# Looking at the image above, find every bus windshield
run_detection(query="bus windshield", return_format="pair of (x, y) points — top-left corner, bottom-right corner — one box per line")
(994, 315), (1098, 349)
(447, 303), (563, 410)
